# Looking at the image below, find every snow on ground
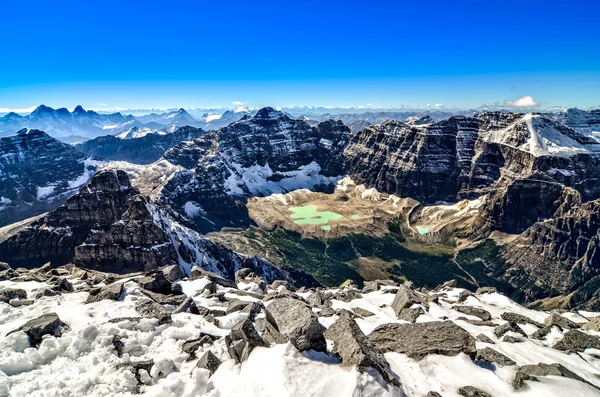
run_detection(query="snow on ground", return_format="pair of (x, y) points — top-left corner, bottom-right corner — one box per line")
(224, 161), (343, 197)
(2, 272), (600, 397)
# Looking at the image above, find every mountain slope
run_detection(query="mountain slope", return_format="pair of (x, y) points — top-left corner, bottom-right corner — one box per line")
(0, 129), (100, 227)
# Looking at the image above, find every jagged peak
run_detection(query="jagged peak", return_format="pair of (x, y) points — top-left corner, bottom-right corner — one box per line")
(31, 104), (54, 116)
(72, 105), (86, 114)
(253, 106), (287, 120)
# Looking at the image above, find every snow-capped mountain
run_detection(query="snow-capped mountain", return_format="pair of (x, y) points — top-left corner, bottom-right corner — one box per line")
(0, 129), (100, 227)
(0, 105), (133, 142)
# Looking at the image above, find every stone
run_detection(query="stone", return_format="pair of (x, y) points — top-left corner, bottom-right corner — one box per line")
(113, 335), (125, 357)
(513, 363), (600, 391)
(226, 318), (267, 363)
(135, 299), (172, 325)
(255, 318), (288, 345)
(333, 290), (362, 302)
(34, 287), (61, 299)
(226, 299), (251, 314)
(531, 326), (552, 340)
(268, 280), (296, 292)
(162, 264), (183, 282)
(398, 307), (424, 323)
(0, 287), (27, 302)
(368, 321), (476, 360)
(173, 296), (200, 315)
(476, 347), (516, 366)
(502, 335), (523, 343)
(494, 322), (527, 338)
(54, 277), (74, 292)
(6, 313), (70, 348)
(265, 297), (326, 352)
(391, 284), (421, 317)
(476, 334), (495, 344)
(140, 289), (187, 306)
(85, 282), (124, 304)
(9, 299), (34, 307)
(544, 312), (580, 330)
(196, 351), (221, 376)
(191, 268), (237, 288)
(553, 329), (600, 352)
(427, 393), (443, 397)
(458, 386), (492, 397)
(339, 279), (358, 289)
(583, 316), (600, 331)
(500, 312), (543, 328)
(352, 307), (375, 318)
(137, 271), (182, 295)
(475, 287), (497, 295)
(452, 306), (492, 321)
(324, 312), (399, 386)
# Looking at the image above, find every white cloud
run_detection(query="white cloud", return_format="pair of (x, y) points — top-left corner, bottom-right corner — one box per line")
(503, 95), (540, 108)
(0, 106), (37, 114)
(434, 104), (443, 109)
(96, 103), (107, 106)
(232, 101), (247, 106)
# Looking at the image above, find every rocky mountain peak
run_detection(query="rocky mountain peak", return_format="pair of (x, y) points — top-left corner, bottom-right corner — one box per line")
(253, 107), (288, 121)
(72, 105), (86, 114)
(30, 104), (54, 116)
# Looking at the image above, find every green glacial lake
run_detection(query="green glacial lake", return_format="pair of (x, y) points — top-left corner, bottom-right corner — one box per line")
(351, 215), (361, 220)
(417, 227), (429, 235)
(289, 205), (343, 226)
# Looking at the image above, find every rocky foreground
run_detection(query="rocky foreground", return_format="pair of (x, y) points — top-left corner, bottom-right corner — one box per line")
(2, 262), (600, 397)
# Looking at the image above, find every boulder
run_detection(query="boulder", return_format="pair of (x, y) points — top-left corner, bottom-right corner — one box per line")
(368, 321), (476, 360)
(476, 347), (516, 366)
(398, 307), (424, 323)
(34, 288), (61, 299)
(268, 280), (296, 292)
(493, 322), (527, 338)
(255, 318), (288, 345)
(9, 299), (34, 307)
(553, 330), (600, 352)
(583, 316), (600, 331)
(0, 287), (27, 303)
(173, 296), (200, 315)
(531, 326), (552, 340)
(502, 335), (523, 343)
(324, 312), (400, 386)
(513, 363), (600, 391)
(458, 386), (491, 397)
(226, 318), (267, 363)
(86, 282), (124, 304)
(162, 264), (183, 282)
(500, 312), (543, 328)
(191, 268), (237, 288)
(112, 335), (125, 357)
(452, 306), (492, 321)
(196, 351), (221, 376)
(137, 271), (182, 295)
(265, 297), (326, 352)
(476, 287), (497, 295)
(391, 284), (421, 317)
(544, 312), (580, 330)
(352, 307), (375, 318)
(476, 334), (495, 344)
(6, 313), (70, 347)
(135, 299), (172, 325)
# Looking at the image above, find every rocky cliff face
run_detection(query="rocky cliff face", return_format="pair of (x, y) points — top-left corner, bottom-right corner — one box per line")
(158, 107), (351, 230)
(0, 129), (99, 227)
(0, 169), (138, 267)
(0, 169), (303, 284)
(75, 126), (206, 164)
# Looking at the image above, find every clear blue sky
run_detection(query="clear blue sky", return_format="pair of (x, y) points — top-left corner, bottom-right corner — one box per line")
(1, 0), (599, 110)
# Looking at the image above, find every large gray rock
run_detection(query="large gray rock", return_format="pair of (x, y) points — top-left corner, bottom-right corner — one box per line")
(500, 312), (543, 328)
(324, 312), (399, 386)
(476, 347), (516, 366)
(513, 363), (600, 391)
(458, 386), (492, 397)
(553, 330), (600, 352)
(191, 268), (237, 288)
(86, 282), (124, 304)
(162, 264), (183, 282)
(196, 351), (221, 376)
(6, 313), (70, 347)
(135, 299), (172, 325)
(453, 306), (492, 321)
(0, 287), (27, 302)
(226, 318), (267, 363)
(391, 284), (422, 317)
(544, 312), (580, 330)
(137, 271), (182, 295)
(493, 322), (527, 338)
(265, 297), (326, 352)
(368, 321), (476, 360)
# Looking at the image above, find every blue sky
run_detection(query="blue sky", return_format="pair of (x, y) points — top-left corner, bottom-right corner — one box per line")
(1, 0), (599, 110)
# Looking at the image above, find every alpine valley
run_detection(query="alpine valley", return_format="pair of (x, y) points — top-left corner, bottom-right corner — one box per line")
(2, 104), (600, 397)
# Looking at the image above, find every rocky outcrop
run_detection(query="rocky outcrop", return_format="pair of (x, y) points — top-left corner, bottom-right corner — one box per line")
(0, 169), (137, 267)
(0, 129), (98, 226)
(6, 313), (70, 348)
(368, 321), (476, 360)
(75, 126), (206, 164)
